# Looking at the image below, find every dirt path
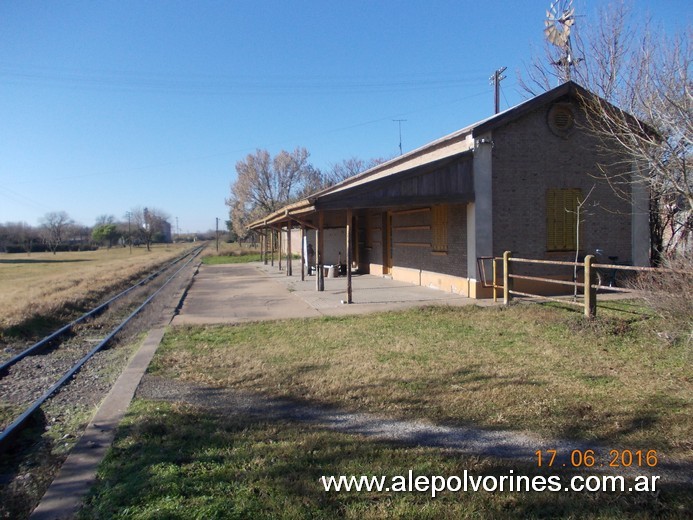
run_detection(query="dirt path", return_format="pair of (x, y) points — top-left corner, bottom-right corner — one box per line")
(136, 374), (692, 486)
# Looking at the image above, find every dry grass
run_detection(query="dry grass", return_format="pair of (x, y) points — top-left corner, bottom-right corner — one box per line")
(0, 244), (191, 337)
(154, 304), (692, 461)
(629, 255), (693, 344)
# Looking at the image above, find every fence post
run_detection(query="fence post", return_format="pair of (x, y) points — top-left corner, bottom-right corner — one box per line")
(584, 254), (596, 318)
(492, 257), (497, 303)
(503, 251), (512, 305)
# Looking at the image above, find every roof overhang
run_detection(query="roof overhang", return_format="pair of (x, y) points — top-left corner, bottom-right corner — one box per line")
(248, 199), (315, 230)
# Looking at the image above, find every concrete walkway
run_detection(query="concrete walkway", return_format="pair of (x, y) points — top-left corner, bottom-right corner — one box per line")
(30, 327), (167, 520)
(173, 262), (491, 325)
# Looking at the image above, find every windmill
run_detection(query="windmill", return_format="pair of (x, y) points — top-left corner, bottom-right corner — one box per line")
(544, 0), (580, 81)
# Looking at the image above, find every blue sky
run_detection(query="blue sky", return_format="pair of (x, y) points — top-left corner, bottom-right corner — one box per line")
(0, 1), (689, 233)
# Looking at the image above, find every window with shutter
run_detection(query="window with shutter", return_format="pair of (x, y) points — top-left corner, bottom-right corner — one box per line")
(546, 189), (582, 251)
(431, 205), (448, 252)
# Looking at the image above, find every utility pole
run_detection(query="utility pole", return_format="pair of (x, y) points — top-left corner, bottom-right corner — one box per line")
(126, 212), (132, 254)
(489, 66), (507, 114)
(216, 217), (220, 252)
(393, 119), (407, 155)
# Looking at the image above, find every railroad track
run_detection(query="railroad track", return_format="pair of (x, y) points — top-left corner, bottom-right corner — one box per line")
(0, 244), (204, 452)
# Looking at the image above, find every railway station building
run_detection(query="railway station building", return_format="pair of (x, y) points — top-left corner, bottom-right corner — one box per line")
(249, 81), (650, 298)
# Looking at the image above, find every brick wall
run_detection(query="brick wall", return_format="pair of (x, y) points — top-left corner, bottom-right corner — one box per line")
(361, 204), (468, 279)
(491, 99), (635, 276)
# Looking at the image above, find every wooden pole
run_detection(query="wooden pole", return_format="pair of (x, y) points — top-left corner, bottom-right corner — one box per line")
(346, 208), (353, 304)
(584, 254), (597, 318)
(316, 211), (324, 292)
(287, 219), (292, 276)
(300, 226), (306, 281)
(278, 227), (283, 271)
(260, 232), (265, 262)
(503, 251), (512, 305)
(270, 229), (274, 267)
(264, 229), (268, 265)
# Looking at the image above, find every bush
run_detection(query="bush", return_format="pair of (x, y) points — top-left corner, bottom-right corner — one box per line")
(632, 255), (693, 344)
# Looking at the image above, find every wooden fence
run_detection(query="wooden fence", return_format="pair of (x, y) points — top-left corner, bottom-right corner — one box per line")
(483, 252), (667, 318)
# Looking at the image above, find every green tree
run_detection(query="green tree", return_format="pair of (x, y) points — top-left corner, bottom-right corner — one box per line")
(92, 223), (121, 248)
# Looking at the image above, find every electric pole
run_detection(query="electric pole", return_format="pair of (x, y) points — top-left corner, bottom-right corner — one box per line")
(216, 217), (220, 252)
(393, 119), (407, 155)
(126, 211), (132, 254)
(489, 66), (507, 114)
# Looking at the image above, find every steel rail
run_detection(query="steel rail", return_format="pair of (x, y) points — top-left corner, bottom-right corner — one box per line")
(0, 246), (203, 452)
(0, 246), (202, 375)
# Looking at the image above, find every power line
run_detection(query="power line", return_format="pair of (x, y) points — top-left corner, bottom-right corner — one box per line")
(0, 62), (490, 96)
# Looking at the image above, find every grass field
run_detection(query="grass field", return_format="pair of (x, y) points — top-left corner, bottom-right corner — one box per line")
(151, 304), (691, 456)
(80, 400), (690, 520)
(80, 303), (692, 519)
(0, 243), (193, 339)
(200, 242), (276, 265)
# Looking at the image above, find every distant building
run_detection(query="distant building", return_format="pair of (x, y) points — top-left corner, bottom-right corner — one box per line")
(160, 220), (173, 243)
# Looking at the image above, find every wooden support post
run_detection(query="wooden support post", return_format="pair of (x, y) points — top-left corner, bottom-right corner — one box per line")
(287, 220), (292, 277)
(270, 229), (274, 267)
(300, 226), (306, 281)
(492, 257), (497, 303)
(584, 254), (597, 318)
(315, 225), (320, 291)
(346, 208), (353, 304)
(503, 251), (512, 305)
(278, 227), (283, 271)
(316, 211), (324, 292)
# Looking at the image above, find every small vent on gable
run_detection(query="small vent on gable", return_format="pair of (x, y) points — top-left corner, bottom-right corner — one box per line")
(548, 103), (575, 137)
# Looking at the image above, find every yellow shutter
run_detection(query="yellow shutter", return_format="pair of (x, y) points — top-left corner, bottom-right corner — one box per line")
(547, 189), (582, 251)
(431, 205), (448, 252)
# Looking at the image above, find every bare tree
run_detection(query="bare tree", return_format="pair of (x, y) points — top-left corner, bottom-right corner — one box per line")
(95, 214), (117, 227)
(519, 1), (692, 262)
(0, 221), (38, 253)
(580, 28), (691, 262)
(321, 156), (388, 188)
(295, 155), (390, 198)
(129, 207), (170, 251)
(226, 147), (317, 239)
(40, 211), (74, 254)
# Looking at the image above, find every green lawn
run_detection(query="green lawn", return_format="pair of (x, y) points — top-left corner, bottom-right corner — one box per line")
(80, 400), (690, 520)
(151, 304), (691, 453)
(201, 253), (263, 265)
(81, 303), (692, 519)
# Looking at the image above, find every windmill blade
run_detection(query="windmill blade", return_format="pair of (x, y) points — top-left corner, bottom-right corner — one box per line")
(559, 8), (575, 24)
(545, 25), (567, 47)
(548, 0), (560, 15)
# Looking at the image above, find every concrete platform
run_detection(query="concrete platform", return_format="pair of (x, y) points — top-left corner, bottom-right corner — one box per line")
(173, 262), (490, 325)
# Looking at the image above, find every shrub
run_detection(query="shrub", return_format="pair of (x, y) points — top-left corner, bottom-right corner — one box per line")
(632, 255), (693, 344)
